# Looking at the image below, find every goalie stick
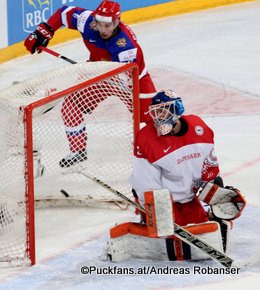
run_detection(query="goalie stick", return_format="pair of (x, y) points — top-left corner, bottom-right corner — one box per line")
(76, 170), (236, 268)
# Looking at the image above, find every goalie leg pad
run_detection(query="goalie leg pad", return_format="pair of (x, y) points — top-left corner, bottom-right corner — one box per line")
(104, 221), (224, 262)
(102, 233), (169, 262)
(101, 236), (131, 262)
(184, 222), (224, 260)
(144, 189), (174, 237)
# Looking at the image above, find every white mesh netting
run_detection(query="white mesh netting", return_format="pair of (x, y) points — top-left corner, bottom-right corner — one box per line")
(0, 62), (138, 266)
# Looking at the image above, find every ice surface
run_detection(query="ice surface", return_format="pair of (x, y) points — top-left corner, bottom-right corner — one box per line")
(0, 1), (260, 289)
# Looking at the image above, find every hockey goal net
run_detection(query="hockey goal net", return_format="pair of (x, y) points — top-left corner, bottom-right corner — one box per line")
(0, 62), (139, 266)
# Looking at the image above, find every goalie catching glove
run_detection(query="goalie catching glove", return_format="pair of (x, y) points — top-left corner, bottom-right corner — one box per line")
(24, 22), (54, 54)
(198, 182), (246, 220)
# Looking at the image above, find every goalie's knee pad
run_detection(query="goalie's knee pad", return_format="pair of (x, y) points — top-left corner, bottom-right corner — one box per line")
(102, 221), (225, 262)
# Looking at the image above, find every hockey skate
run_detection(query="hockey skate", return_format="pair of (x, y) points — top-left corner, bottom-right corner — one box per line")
(59, 149), (88, 169)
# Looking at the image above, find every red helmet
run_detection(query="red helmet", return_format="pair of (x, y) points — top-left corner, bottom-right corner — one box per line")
(94, 1), (121, 23)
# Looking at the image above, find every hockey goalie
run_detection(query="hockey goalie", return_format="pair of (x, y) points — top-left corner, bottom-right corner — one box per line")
(102, 90), (246, 262)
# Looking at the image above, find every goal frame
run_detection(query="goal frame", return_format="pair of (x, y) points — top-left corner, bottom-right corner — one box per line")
(24, 63), (140, 265)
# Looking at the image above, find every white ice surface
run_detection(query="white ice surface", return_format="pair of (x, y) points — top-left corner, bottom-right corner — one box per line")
(0, 1), (260, 289)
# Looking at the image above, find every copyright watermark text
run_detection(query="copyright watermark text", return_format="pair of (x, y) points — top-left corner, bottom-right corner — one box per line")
(80, 265), (240, 275)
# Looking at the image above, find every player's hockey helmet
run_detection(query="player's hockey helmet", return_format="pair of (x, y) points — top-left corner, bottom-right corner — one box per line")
(94, 1), (121, 23)
(149, 90), (185, 135)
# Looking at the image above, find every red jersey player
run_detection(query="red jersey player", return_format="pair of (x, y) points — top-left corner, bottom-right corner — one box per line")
(24, 1), (156, 167)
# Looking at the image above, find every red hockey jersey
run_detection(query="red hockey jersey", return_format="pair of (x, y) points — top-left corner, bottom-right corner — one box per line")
(47, 6), (155, 93)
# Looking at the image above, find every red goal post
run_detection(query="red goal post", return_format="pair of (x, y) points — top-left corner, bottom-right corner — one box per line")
(0, 62), (140, 266)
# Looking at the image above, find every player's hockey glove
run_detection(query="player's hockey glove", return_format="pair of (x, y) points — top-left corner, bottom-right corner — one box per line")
(198, 182), (246, 220)
(24, 22), (54, 54)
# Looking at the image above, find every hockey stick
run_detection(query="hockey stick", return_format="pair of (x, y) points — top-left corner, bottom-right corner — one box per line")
(38, 46), (77, 64)
(77, 170), (235, 268)
(38, 47), (130, 93)
(13, 47), (77, 88)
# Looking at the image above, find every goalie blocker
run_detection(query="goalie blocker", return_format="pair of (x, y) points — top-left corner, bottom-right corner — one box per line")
(102, 188), (234, 262)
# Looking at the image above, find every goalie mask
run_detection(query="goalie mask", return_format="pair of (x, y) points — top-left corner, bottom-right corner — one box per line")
(149, 90), (185, 136)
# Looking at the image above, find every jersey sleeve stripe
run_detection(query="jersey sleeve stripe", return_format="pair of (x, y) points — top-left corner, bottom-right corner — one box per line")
(61, 6), (76, 27)
(139, 67), (147, 80)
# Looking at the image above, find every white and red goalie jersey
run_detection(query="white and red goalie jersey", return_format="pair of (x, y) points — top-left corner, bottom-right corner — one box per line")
(130, 115), (220, 205)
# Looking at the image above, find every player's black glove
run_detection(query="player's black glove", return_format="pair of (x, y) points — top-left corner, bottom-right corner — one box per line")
(24, 22), (54, 54)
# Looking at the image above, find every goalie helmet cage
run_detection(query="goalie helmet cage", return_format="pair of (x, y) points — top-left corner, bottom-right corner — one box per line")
(0, 62), (140, 266)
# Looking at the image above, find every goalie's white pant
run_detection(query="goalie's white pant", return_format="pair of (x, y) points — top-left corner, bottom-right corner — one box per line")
(102, 221), (231, 262)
